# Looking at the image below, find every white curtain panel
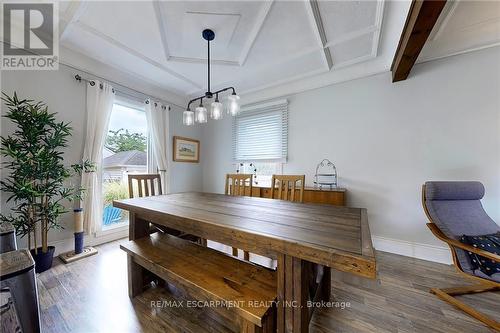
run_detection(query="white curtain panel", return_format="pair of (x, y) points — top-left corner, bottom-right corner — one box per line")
(81, 81), (115, 234)
(145, 100), (170, 194)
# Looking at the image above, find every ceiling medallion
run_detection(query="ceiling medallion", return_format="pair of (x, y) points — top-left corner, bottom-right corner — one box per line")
(183, 29), (240, 126)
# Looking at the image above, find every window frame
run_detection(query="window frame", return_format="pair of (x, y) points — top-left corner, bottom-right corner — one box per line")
(98, 97), (150, 236)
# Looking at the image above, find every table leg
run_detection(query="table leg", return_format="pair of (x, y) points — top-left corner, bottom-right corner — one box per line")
(277, 254), (310, 333)
(129, 213), (149, 241)
(127, 213), (150, 298)
(319, 266), (331, 302)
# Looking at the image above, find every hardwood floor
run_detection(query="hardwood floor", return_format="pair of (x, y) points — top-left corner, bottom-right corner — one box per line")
(37, 239), (499, 333)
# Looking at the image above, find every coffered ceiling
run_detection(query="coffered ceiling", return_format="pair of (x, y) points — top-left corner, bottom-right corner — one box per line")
(57, 0), (387, 99)
(25, 0), (500, 102)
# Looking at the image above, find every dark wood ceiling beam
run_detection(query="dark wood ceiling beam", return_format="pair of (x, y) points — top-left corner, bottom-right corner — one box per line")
(391, 0), (447, 82)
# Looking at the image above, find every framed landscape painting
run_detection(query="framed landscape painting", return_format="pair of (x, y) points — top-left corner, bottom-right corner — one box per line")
(173, 136), (200, 163)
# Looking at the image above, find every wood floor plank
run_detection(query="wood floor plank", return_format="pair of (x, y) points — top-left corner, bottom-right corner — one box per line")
(36, 241), (499, 333)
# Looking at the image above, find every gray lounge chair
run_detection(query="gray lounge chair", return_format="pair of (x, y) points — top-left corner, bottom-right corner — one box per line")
(422, 181), (499, 330)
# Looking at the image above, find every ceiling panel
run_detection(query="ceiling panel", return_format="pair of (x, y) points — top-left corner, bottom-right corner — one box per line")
(158, 1), (269, 64)
(419, 1), (500, 62)
(244, 1), (319, 66)
(62, 26), (197, 94)
(319, 0), (379, 43)
(330, 32), (375, 67)
(71, 1), (166, 64)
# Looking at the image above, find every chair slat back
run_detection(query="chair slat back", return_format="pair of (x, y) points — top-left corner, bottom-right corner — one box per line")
(271, 175), (305, 203)
(225, 174), (253, 197)
(128, 174), (162, 198)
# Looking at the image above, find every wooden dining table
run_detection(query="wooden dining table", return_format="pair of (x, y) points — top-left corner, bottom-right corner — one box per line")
(114, 192), (376, 333)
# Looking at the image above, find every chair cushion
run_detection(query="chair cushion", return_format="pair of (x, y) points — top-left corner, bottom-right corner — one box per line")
(424, 181), (500, 273)
(473, 270), (500, 283)
(460, 233), (500, 277)
(425, 181), (485, 200)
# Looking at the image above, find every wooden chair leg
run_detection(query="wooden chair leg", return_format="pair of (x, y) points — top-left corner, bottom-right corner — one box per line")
(244, 251), (250, 261)
(431, 285), (500, 331)
(232, 247), (239, 257)
(439, 283), (499, 296)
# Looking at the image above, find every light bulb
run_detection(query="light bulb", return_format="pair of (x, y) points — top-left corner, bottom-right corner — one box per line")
(183, 110), (194, 126)
(195, 106), (208, 123)
(227, 94), (240, 116)
(210, 101), (223, 120)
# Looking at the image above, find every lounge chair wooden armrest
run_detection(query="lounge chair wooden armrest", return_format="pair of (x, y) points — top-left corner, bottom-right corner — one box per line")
(427, 223), (500, 263)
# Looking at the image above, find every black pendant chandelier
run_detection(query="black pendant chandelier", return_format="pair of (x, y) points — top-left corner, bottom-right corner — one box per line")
(183, 29), (240, 126)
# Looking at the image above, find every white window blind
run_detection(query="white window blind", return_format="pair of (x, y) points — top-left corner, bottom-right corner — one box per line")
(232, 99), (288, 162)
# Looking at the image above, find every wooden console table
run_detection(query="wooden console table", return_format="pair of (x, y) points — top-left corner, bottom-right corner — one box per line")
(237, 185), (346, 205)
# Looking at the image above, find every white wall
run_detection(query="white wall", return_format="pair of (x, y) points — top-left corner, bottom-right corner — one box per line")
(0, 64), (202, 249)
(168, 105), (203, 194)
(201, 46), (500, 258)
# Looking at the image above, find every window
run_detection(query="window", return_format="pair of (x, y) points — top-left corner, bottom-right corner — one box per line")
(101, 101), (148, 230)
(232, 99), (288, 186)
(232, 99), (288, 162)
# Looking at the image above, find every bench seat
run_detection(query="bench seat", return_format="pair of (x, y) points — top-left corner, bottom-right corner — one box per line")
(120, 232), (277, 330)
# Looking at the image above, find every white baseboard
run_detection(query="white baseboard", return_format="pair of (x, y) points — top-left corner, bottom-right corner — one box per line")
(372, 235), (453, 265)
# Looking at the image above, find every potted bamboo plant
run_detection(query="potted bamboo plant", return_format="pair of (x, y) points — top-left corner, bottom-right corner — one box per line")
(0, 92), (93, 272)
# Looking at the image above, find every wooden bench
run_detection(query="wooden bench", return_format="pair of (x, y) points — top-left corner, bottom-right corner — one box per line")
(120, 232), (277, 332)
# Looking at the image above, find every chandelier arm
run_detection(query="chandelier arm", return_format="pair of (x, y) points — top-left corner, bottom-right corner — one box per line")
(213, 86), (237, 95)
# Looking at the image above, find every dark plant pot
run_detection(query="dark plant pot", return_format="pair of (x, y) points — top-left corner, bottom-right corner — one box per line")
(30, 246), (55, 273)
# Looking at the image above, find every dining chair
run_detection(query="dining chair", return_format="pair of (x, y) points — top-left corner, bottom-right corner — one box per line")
(422, 181), (500, 330)
(225, 173), (253, 197)
(270, 175), (306, 203)
(127, 174), (200, 243)
(127, 174), (162, 198)
(225, 174), (253, 260)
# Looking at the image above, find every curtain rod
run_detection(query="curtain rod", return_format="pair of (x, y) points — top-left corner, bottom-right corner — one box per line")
(60, 62), (184, 110)
(74, 74), (170, 111)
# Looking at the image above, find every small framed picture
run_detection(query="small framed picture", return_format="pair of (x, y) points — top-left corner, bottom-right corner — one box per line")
(173, 136), (200, 163)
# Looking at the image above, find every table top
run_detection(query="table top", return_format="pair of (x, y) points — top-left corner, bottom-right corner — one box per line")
(114, 192), (375, 278)
(0, 222), (15, 235)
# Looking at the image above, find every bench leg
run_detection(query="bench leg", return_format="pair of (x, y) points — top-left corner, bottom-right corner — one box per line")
(127, 255), (145, 298)
(240, 315), (275, 333)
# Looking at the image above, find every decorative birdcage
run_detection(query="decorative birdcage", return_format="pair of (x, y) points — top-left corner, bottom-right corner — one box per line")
(314, 159), (338, 189)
